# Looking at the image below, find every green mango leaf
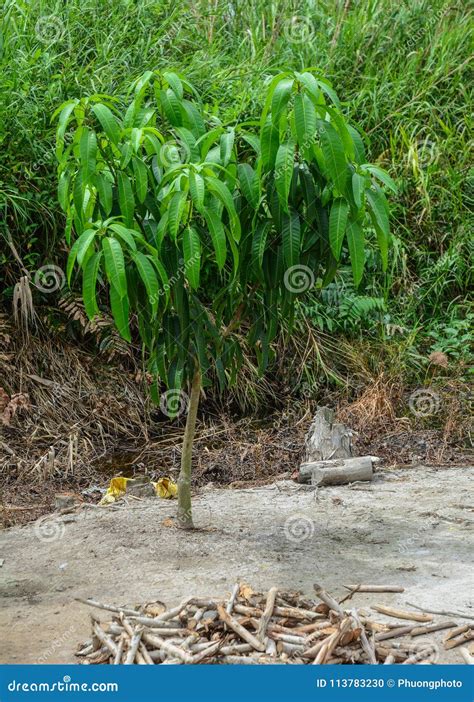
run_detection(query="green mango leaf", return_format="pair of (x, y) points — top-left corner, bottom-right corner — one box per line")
(66, 228), (95, 285)
(183, 226), (201, 289)
(363, 164), (398, 193)
(348, 126), (366, 164)
(102, 236), (127, 297)
(352, 172), (366, 210)
(329, 198), (349, 260)
(294, 93), (316, 150)
(260, 118), (280, 170)
(163, 71), (184, 99)
(95, 173), (113, 215)
(366, 185), (390, 270)
(109, 283), (131, 341)
(57, 170), (70, 212)
(91, 104), (121, 145)
(251, 221), (271, 276)
(132, 157), (148, 203)
(189, 170), (205, 212)
(82, 251), (103, 319)
(220, 128), (235, 167)
(132, 250), (159, 316)
(80, 128), (97, 183)
(167, 190), (188, 240)
(117, 172), (135, 226)
(271, 78), (294, 125)
(281, 209), (301, 269)
(205, 178), (240, 241)
(204, 209), (227, 271)
(346, 218), (365, 286)
(237, 163), (259, 208)
(275, 140), (295, 213)
(108, 223), (137, 251)
(319, 122), (347, 193)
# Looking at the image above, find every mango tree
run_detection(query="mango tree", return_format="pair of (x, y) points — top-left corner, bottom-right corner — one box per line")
(54, 69), (394, 528)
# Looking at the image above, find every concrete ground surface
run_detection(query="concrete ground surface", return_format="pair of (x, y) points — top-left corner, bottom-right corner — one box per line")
(0, 464), (473, 664)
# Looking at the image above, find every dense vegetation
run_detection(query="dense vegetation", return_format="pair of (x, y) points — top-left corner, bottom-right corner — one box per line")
(1, 0), (472, 409)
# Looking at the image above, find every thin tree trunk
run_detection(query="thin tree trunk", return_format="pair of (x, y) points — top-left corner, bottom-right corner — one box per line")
(177, 363), (200, 529)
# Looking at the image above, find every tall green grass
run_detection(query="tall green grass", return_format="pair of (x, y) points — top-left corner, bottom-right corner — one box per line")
(1, 0), (472, 360)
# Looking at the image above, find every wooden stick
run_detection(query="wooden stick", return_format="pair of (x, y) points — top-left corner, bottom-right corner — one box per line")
(92, 621), (118, 657)
(154, 598), (193, 622)
(216, 605), (266, 652)
(142, 632), (194, 663)
(405, 602), (474, 621)
(226, 583), (240, 615)
(257, 587), (278, 642)
(445, 625), (470, 641)
(313, 642), (329, 665)
(411, 621), (456, 637)
(319, 618), (352, 664)
(128, 614), (181, 634)
(121, 616), (154, 664)
(376, 626), (415, 641)
(113, 636), (124, 665)
(191, 640), (221, 663)
(124, 627), (143, 664)
(313, 584), (344, 616)
(77, 597), (140, 617)
(344, 585), (404, 593)
(372, 605), (432, 622)
(445, 631), (474, 650)
(351, 609), (377, 665)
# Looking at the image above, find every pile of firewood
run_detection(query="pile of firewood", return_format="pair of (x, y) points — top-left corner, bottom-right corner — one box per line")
(75, 582), (474, 665)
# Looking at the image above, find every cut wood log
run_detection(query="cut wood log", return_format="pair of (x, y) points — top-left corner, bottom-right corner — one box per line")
(217, 605), (266, 652)
(372, 605), (433, 622)
(257, 587), (278, 642)
(445, 625), (470, 641)
(124, 627), (143, 664)
(375, 626), (415, 641)
(313, 583), (344, 616)
(351, 609), (377, 665)
(344, 584), (404, 593)
(77, 597), (140, 617)
(142, 632), (193, 663)
(445, 630), (474, 650)
(411, 621), (456, 637)
(92, 621), (118, 657)
(299, 456), (374, 486)
(405, 602), (474, 621)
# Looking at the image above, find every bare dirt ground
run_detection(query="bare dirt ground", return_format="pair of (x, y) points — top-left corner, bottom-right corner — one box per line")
(0, 464), (473, 664)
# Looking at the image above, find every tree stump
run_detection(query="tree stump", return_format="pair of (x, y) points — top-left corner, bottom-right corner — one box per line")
(304, 407), (353, 463)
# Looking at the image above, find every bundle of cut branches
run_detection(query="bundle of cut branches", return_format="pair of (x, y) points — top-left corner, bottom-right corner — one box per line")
(75, 582), (473, 665)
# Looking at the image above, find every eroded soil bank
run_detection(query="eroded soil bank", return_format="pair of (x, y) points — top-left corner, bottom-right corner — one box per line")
(0, 464), (473, 664)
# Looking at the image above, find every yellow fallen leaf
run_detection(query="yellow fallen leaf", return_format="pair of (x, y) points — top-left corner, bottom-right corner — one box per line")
(100, 475), (177, 505)
(153, 477), (178, 499)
